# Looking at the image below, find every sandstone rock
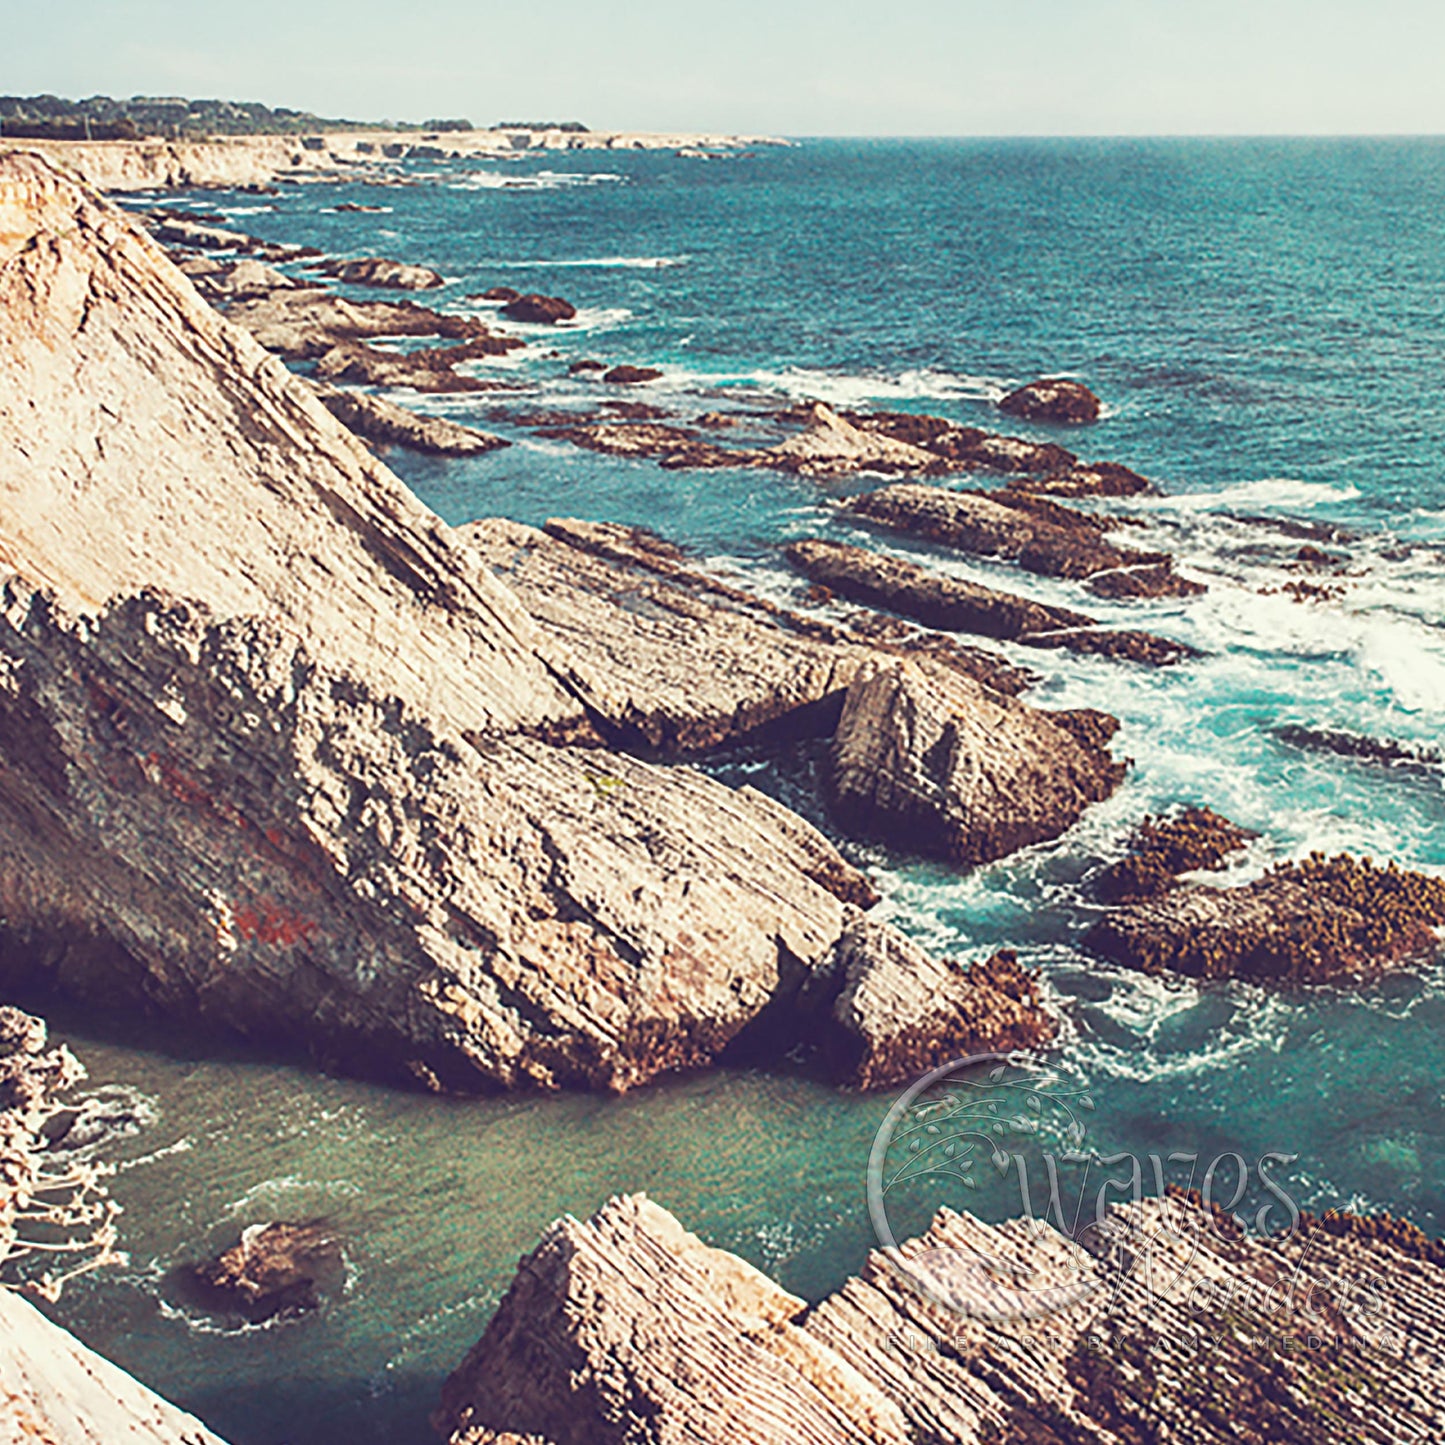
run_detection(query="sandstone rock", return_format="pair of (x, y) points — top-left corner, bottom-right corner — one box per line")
(192, 1220), (344, 1321)
(837, 611), (1038, 696)
(998, 376), (1102, 423)
(1017, 625), (1202, 667)
(0, 153), (946, 1094)
(535, 420), (756, 469)
(1087, 561), (1206, 599)
(460, 517), (877, 754)
(0, 1285), (232, 1443)
(152, 216), (258, 251)
(602, 364), (663, 384)
(785, 538), (1091, 640)
(816, 918), (1054, 1089)
(501, 292), (577, 324)
(1008, 459), (1154, 498)
(313, 336), (516, 392)
(312, 382), (510, 455)
(203, 257), (297, 300)
(441, 1191), (1445, 1445)
(1086, 853), (1445, 983)
(828, 661), (1126, 867)
(768, 402), (942, 478)
(226, 285), (514, 360)
(851, 482), (1164, 580)
(839, 409), (1077, 475)
(320, 254), (445, 289)
(1095, 807), (1256, 902)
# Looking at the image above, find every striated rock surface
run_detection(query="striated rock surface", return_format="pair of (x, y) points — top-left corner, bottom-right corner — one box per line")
(786, 538), (1198, 668)
(786, 538), (1091, 640)
(1, 152), (1005, 1093)
(439, 1191), (1445, 1445)
(851, 483), (1164, 580)
(1087, 853), (1445, 983)
(816, 919), (1054, 1089)
(319, 255), (445, 289)
(998, 375), (1103, 423)
(768, 402), (943, 478)
(312, 382), (510, 455)
(534, 421), (756, 470)
(460, 517), (877, 755)
(828, 661), (1126, 867)
(0, 1285), (232, 1443)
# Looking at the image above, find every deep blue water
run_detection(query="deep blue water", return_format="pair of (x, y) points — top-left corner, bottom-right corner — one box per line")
(53, 138), (1445, 1445)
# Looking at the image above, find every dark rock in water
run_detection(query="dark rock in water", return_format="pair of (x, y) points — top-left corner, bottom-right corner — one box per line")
(814, 920), (1055, 1089)
(850, 482), (1167, 580)
(1088, 562), (1207, 599)
(439, 1190), (1445, 1445)
(785, 538), (1090, 640)
(567, 357), (605, 373)
(1275, 724), (1442, 772)
(1095, 807), (1256, 902)
(828, 660), (1126, 867)
(332, 202), (387, 213)
(600, 399), (669, 420)
(501, 293), (577, 324)
(480, 285), (520, 302)
(1018, 626), (1201, 667)
(603, 364), (664, 385)
(1007, 459), (1155, 497)
(192, 1221), (344, 1321)
(998, 376), (1102, 424)
(319, 255), (445, 290)
(1295, 543), (1346, 568)
(1086, 852), (1445, 983)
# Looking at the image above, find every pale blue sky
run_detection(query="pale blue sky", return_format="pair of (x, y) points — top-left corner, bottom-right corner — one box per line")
(3, 0), (1442, 136)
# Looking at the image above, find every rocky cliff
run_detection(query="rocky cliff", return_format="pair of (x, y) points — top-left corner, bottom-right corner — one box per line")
(0, 151), (1078, 1092)
(437, 1192), (1445, 1444)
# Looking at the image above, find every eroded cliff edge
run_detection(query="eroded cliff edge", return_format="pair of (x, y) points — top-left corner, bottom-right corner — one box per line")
(0, 152), (1117, 1092)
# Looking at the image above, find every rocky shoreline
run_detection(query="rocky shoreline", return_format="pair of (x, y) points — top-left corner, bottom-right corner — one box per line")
(2, 144), (1444, 1443)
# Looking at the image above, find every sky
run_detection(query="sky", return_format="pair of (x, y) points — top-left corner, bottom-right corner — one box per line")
(3, 0), (1444, 137)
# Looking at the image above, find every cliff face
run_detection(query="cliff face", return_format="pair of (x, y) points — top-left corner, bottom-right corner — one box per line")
(0, 153), (1059, 1092)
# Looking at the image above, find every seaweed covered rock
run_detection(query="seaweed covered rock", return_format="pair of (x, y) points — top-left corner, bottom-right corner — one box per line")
(998, 376), (1102, 424)
(1087, 853), (1445, 983)
(501, 292), (577, 324)
(819, 919), (1054, 1089)
(828, 660), (1126, 867)
(1096, 807), (1256, 902)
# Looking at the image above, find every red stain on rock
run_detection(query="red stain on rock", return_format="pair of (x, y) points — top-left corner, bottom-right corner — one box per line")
(233, 899), (317, 947)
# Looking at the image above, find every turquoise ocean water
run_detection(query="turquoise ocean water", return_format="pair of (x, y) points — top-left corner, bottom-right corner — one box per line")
(39, 138), (1445, 1443)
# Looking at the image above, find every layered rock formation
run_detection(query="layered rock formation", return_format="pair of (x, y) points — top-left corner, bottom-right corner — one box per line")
(829, 662), (1126, 866)
(312, 382), (510, 456)
(192, 1220), (344, 1322)
(0, 152), (1076, 1093)
(319, 255), (445, 289)
(437, 1191), (1445, 1444)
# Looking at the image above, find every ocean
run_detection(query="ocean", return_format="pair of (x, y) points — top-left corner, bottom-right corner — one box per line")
(47, 136), (1445, 1444)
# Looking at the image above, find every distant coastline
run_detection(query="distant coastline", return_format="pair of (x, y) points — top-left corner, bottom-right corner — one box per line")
(0, 126), (790, 192)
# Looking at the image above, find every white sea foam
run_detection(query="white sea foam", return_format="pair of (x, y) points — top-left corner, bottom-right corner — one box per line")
(483, 255), (688, 270)
(1148, 477), (1361, 513)
(750, 365), (1012, 408)
(448, 170), (624, 192)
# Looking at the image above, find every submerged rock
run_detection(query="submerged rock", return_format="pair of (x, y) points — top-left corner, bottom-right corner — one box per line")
(501, 292), (577, 324)
(828, 661), (1126, 867)
(1087, 853), (1445, 983)
(438, 1191), (1445, 1445)
(192, 1220), (344, 1322)
(998, 375), (1102, 423)
(312, 382), (510, 455)
(319, 254), (445, 289)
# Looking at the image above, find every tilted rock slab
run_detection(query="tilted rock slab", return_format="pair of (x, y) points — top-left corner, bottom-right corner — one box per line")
(0, 152), (1011, 1092)
(312, 381), (510, 456)
(830, 661), (1126, 867)
(438, 1191), (1445, 1445)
